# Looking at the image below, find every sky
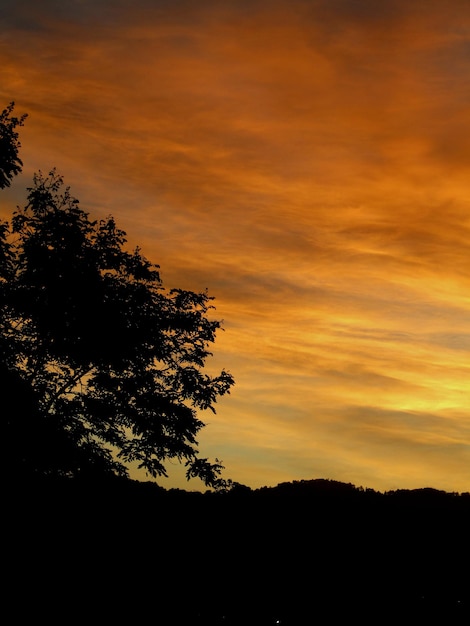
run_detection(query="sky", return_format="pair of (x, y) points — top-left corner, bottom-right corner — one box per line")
(1, 0), (469, 492)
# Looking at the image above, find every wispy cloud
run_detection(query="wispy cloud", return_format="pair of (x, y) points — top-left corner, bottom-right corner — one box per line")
(1, 0), (469, 491)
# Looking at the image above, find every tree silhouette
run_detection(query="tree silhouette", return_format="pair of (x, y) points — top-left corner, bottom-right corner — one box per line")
(1, 109), (234, 487)
(0, 102), (27, 189)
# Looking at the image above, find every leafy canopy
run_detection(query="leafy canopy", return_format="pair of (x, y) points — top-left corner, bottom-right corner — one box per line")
(1, 107), (234, 488)
(0, 102), (27, 189)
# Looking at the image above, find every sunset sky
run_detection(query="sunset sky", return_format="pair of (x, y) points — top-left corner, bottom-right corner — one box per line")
(1, 0), (469, 492)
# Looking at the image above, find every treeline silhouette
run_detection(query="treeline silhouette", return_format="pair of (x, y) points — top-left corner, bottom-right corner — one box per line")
(5, 477), (470, 624)
(3, 105), (467, 622)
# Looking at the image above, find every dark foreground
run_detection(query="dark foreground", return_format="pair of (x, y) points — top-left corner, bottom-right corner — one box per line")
(5, 478), (470, 624)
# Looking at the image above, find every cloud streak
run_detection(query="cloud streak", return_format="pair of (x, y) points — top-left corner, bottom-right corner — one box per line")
(1, 0), (469, 491)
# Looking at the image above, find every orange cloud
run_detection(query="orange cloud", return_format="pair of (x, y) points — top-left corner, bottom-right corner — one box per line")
(1, 0), (469, 492)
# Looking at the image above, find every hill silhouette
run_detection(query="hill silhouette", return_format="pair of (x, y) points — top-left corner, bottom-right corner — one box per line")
(5, 476), (470, 624)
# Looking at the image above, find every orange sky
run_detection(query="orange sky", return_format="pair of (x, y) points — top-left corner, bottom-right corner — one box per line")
(1, 0), (470, 492)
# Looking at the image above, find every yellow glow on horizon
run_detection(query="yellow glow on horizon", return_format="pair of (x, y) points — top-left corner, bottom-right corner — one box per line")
(1, 0), (469, 493)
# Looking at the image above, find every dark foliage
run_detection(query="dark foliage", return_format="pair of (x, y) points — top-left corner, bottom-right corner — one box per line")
(0, 102), (27, 189)
(1, 114), (234, 486)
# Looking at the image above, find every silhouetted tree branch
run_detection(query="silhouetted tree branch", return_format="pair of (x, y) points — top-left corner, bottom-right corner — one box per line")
(1, 107), (234, 488)
(0, 102), (27, 189)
